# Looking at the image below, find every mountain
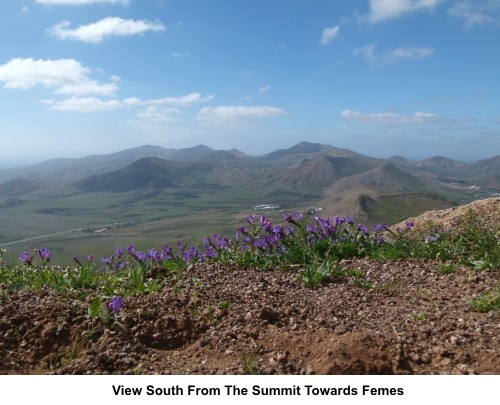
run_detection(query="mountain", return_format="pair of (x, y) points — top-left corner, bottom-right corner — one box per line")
(74, 157), (226, 193)
(0, 178), (48, 197)
(261, 141), (371, 164)
(417, 156), (468, 171)
(74, 157), (182, 192)
(388, 154), (500, 192)
(3, 141), (497, 187)
(196, 150), (248, 162)
(1, 140), (498, 212)
(0, 145), (176, 183)
(279, 153), (381, 189)
(167, 145), (214, 161)
(468, 155), (500, 177)
(324, 162), (433, 196)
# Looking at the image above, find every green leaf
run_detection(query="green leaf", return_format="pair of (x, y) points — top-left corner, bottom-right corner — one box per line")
(88, 297), (101, 320)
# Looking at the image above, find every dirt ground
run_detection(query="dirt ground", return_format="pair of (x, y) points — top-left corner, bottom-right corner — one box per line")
(1, 198), (499, 375)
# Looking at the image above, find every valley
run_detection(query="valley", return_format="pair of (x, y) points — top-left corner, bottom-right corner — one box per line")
(0, 141), (498, 266)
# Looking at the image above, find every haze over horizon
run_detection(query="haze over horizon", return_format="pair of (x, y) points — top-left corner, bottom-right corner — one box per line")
(1, 0), (499, 164)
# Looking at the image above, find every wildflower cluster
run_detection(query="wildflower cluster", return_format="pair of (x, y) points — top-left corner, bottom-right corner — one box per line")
(1, 209), (497, 299)
(8, 214), (441, 274)
(19, 247), (52, 268)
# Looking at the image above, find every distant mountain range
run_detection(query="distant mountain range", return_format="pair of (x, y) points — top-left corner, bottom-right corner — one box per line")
(1, 140), (498, 192)
(0, 141), (498, 236)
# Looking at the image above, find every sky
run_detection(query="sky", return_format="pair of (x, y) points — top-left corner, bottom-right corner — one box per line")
(0, 0), (499, 165)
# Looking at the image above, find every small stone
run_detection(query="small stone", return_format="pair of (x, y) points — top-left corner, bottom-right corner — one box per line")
(440, 358), (451, 366)
(421, 353), (431, 364)
(258, 307), (280, 323)
(334, 325), (348, 335)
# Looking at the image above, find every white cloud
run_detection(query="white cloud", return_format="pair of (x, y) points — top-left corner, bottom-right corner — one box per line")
(448, 1), (500, 28)
(49, 17), (165, 43)
(137, 106), (181, 123)
(171, 52), (189, 59)
(36, 0), (129, 5)
(353, 43), (433, 66)
(40, 92), (212, 113)
(41, 97), (123, 112)
(366, 0), (445, 23)
(153, 93), (214, 106)
(341, 109), (453, 125)
(0, 58), (117, 96)
(320, 26), (339, 45)
(123, 92), (214, 107)
(197, 105), (286, 125)
(258, 84), (270, 93)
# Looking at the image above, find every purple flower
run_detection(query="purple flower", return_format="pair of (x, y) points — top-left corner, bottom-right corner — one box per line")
(183, 246), (201, 263)
(101, 255), (113, 265)
(284, 213), (294, 223)
(204, 246), (218, 259)
(147, 248), (158, 259)
(162, 245), (173, 259)
(87, 255), (93, 263)
(306, 224), (317, 233)
(38, 247), (51, 263)
(238, 226), (249, 235)
(405, 221), (415, 229)
(259, 215), (270, 227)
(357, 224), (369, 235)
(253, 238), (267, 251)
(373, 224), (383, 234)
(263, 220), (273, 232)
(19, 251), (33, 265)
(127, 244), (135, 255)
(293, 212), (303, 220)
(272, 225), (284, 235)
(115, 247), (123, 259)
(72, 255), (82, 266)
(108, 296), (124, 314)
(136, 251), (147, 263)
(247, 215), (254, 225)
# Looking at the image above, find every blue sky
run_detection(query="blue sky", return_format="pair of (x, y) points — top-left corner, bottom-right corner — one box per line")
(0, 0), (499, 165)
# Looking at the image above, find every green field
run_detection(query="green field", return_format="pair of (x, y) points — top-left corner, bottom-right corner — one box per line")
(0, 184), (318, 266)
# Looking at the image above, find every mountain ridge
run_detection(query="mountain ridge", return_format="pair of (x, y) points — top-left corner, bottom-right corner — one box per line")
(1, 141), (498, 185)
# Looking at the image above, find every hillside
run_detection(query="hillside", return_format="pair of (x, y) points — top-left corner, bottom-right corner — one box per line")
(1, 198), (499, 375)
(0, 178), (47, 197)
(74, 157), (183, 192)
(324, 162), (434, 195)
(393, 196), (500, 232)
